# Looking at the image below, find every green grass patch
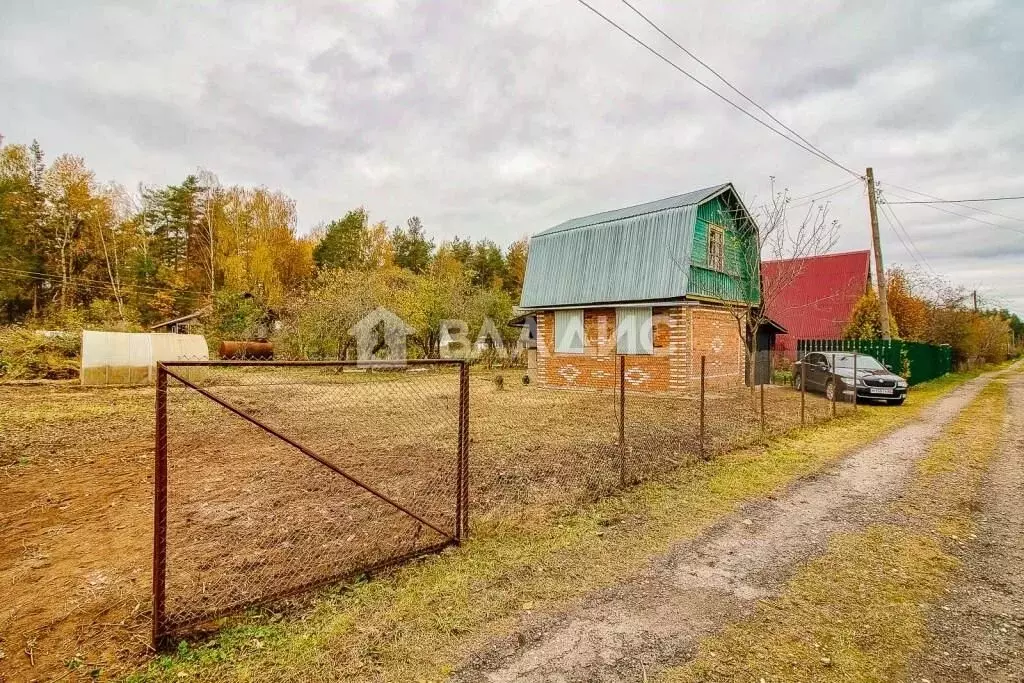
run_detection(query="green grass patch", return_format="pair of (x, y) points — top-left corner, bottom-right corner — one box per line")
(128, 369), (991, 682)
(660, 376), (1008, 683)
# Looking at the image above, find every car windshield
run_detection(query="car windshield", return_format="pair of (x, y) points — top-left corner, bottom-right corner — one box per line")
(831, 353), (885, 371)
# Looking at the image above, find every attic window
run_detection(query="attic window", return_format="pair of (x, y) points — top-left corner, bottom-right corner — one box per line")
(708, 225), (725, 271)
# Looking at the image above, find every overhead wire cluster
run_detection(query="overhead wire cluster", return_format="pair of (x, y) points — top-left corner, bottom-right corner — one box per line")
(573, 0), (863, 180)
(573, 0), (1021, 307)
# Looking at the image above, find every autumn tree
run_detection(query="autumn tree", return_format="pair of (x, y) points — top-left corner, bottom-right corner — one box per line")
(885, 268), (928, 341)
(0, 141), (46, 321)
(504, 238), (528, 300)
(844, 289), (900, 340)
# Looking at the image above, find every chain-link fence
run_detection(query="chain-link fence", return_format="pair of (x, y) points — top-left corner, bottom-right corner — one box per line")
(153, 360), (467, 644)
(468, 353), (855, 515)
(151, 353), (858, 644)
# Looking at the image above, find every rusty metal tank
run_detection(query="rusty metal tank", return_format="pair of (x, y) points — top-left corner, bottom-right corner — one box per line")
(218, 340), (274, 360)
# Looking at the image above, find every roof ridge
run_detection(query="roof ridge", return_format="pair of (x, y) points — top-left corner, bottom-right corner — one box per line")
(536, 183), (731, 237)
(762, 249), (870, 264)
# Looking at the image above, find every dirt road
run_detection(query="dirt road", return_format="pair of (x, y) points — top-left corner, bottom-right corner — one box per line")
(910, 370), (1024, 682)
(453, 368), (1013, 682)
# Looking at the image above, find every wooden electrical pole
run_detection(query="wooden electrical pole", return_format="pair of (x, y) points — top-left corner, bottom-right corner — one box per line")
(866, 168), (891, 340)
(972, 290), (978, 312)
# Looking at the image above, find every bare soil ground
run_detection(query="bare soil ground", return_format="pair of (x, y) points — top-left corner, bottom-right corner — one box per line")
(0, 369), (835, 682)
(452, 370), (1000, 683)
(910, 371), (1024, 682)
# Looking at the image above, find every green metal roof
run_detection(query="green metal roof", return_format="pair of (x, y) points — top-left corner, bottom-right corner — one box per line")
(520, 183), (733, 308)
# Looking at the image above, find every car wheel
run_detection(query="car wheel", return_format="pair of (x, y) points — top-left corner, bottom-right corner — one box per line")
(890, 397), (905, 406)
(825, 379), (835, 402)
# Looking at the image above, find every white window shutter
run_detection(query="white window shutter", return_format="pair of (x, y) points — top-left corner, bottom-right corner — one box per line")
(554, 310), (584, 353)
(616, 307), (653, 355)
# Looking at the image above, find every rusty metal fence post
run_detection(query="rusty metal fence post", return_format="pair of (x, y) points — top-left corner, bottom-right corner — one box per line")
(852, 352), (858, 412)
(456, 361), (469, 541)
(699, 356), (706, 460)
(759, 379), (766, 435)
(152, 364), (168, 648)
(800, 362), (806, 426)
(831, 361), (838, 418)
(618, 355), (626, 487)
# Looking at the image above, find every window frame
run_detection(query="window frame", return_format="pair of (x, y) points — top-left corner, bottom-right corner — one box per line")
(553, 309), (585, 354)
(615, 306), (654, 355)
(707, 224), (726, 272)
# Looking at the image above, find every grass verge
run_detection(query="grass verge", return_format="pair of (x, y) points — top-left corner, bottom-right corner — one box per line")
(128, 369), (993, 682)
(659, 374), (1009, 683)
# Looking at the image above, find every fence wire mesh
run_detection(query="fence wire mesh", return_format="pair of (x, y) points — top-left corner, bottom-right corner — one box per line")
(468, 352), (856, 518)
(155, 361), (465, 641)
(152, 351), (862, 642)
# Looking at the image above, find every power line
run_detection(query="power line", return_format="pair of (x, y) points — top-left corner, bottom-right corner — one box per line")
(616, 0), (853, 176)
(886, 195), (1024, 204)
(885, 204), (934, 274)
(572, 0), (863, 179)
(787, 178), (863, 203)
(877, 202), (923, 271)
(879, 186), (1024, 237)
(787, 178), (863, 209)
(881, 182), (1024, 225)
(878, 200), (936, 276)
(0, 266), (206, 298)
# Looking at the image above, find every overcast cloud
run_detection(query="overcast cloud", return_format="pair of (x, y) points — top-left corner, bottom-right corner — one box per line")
(2, 0), (1022, 311)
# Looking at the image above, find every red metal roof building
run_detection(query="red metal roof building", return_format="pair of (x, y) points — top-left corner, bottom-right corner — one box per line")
(761, 250), (872, 359)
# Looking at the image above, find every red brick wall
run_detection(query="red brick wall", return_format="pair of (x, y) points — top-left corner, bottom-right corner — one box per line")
(687, 305), (746, 389)
(536, 303), (745, 393)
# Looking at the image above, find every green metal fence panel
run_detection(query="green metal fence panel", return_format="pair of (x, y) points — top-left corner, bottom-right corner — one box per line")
(796, 338), (951, 386)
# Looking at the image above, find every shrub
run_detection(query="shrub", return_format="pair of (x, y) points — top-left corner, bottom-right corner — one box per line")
(0, 326), (79, 381)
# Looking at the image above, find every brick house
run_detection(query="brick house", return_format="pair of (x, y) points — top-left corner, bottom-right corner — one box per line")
(519, 183), (761, 392)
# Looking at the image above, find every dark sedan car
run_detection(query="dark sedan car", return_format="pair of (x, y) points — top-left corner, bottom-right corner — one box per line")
(794, 352), (908, 405)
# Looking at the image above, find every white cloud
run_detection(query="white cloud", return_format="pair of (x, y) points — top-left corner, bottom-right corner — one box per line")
(1, 0), (1022, 311)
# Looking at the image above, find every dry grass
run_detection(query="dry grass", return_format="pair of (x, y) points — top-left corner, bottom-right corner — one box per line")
(661, 375), (1009, 683)
(125, 370), (977, 682)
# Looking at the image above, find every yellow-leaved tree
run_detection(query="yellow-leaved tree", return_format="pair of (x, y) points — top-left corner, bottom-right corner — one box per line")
(843, 289), (900, 340)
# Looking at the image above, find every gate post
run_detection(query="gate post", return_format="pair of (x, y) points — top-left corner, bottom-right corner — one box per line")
(152, 364), (168, 648)
(456, 361), (470, 541)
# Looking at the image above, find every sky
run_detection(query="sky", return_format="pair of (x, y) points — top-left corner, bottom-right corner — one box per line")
(2, 0), (1023, 313)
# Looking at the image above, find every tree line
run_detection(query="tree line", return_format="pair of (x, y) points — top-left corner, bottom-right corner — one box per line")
(844, 268), (1022, 367)
(0, 137), (528, 356)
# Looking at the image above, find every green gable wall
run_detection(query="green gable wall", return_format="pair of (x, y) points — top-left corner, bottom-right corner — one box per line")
(688, 196), (761, 305)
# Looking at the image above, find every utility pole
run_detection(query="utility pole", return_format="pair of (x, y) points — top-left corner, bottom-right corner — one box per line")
(865, 168), (891, 340)
(972, 290), (978, 312)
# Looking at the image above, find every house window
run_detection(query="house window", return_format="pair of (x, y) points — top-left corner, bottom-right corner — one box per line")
(708, 225), (725, 271)
(616, 307), (653, 355)
(554, 309), (584, 354)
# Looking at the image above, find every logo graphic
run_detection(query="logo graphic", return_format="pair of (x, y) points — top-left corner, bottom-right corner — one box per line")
(348, 307), (416, 366)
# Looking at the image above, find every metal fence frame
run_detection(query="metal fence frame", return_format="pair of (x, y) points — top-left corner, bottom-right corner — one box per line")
(152, 359), (469, 647)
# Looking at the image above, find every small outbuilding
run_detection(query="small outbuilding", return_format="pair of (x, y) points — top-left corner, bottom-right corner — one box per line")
(149, 305), (212, 335)
(519, 183), (761, 392)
